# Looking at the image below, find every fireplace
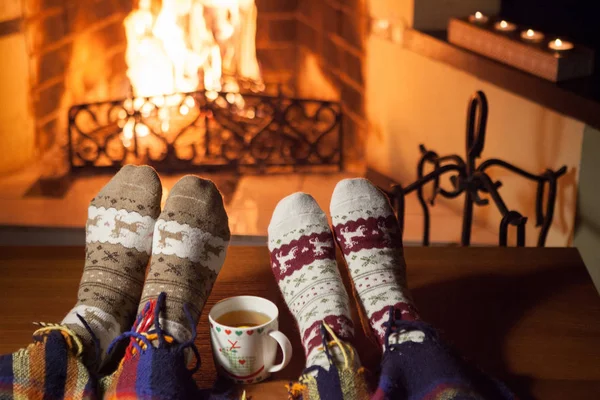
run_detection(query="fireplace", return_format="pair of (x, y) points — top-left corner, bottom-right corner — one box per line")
(9, 0), (367, 177)
(67, 0), (345, 173)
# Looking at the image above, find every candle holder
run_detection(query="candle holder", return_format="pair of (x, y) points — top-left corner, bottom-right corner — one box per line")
(383, 91), (566, 247)
(520, 29), (544, 43)
(468, 11), (489, 24)
(494, 20), (516, 32)
(548, 38), (574, 52)
(448, 17), (595, 82)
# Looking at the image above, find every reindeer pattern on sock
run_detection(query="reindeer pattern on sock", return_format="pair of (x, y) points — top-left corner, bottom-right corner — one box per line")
(86, 206), (155, 253)
(87, 215), (102, 234)
(156, 224), (189, 249)
(274, 246), (298, 273)
(339, 225), (368, 247)
(111, 215), (146, 238)
(303, 324), (322, 355)
(202, 243), (225, 261)
(376, 220), (395, 245)
(309, 237), (331, 256)
(151, 219), (229, 267)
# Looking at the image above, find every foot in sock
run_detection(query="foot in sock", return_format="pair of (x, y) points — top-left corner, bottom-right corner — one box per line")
(139, 175), (230, 344)
(330, 178), (419, 349)
(62, 165), (162, 368)
(331, 179), (515, 399)
(268, 192), (355, 369)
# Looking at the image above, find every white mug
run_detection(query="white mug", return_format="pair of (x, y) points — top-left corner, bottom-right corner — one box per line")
(208, 296), (293, 384)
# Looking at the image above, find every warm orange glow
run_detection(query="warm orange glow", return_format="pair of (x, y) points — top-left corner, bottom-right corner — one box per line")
(124, 0), (261, 97)
(121, 0), (263, 145)
(548, 38), (574, 51)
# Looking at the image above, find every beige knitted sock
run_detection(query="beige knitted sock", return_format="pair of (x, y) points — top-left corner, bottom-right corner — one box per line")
(139, 176), (230, 344)
(63, 165), (162, 367)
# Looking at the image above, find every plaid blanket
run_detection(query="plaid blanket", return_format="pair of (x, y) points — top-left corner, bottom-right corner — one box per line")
(0, 303), (515, 400)
(0, 325), (96, 399)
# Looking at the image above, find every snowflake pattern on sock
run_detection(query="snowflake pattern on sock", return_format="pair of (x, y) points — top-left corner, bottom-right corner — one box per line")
(331, 179), (419, 347)
(268, 193), (354, 366)
(62, 165), (162, 367)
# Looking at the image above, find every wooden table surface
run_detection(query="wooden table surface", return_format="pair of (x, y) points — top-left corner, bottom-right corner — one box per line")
(1, 246), (599, 399)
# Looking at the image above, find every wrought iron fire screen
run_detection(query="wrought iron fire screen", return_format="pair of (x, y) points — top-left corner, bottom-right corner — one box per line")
(385, 91), (566, 247)
(68, 91), (343, 173)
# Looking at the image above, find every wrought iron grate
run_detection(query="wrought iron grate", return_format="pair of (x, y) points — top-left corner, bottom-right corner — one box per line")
(384, 91), (566, 247)
(68, 90), (343, 173)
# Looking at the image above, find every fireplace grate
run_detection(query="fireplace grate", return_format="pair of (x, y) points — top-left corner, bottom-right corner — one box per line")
(67, 91), (343, 174)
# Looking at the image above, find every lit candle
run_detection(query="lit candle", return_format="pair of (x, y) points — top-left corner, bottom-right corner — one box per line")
(548, 38), (574, 51)
(494, 20), (516, 32)
(520, 29), (544, 43)
(468, 11), (489, 24)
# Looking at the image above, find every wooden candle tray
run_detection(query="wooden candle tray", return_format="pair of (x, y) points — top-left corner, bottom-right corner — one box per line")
(448, 17), (594, 82)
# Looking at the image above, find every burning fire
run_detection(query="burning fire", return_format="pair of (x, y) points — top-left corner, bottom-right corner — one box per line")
(121, 0), (263, 146)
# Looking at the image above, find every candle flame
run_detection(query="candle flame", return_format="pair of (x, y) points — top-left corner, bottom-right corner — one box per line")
(555, 38), (563, 47)
(475, 11), (483, 19)
(500, 20), (508, 28)
(527, 29), (534, 37)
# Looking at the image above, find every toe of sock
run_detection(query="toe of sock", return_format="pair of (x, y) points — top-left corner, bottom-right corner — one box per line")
(330, 178), (391, 214)
(94, 165), (162, 217)
(163, 175), (230, 240)
(268, 192), (327, 233)
(168, 175), (221, 207)
(102, 164), (161, 194)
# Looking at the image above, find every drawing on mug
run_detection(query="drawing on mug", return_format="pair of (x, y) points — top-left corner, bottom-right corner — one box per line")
(219, 344), (264, 381)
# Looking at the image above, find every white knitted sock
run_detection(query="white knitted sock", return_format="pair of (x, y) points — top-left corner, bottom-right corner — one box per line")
(268, 192), (355, 369)
(330, 178), (419, 350)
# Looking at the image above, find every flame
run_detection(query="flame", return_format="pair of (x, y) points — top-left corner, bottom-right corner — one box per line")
(122, 0), (262, 145)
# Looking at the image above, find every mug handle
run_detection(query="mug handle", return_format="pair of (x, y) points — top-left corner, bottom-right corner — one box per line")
(267, 330), (293, 373)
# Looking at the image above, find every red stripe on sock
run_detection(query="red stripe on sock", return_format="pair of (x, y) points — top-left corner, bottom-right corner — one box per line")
(270, 231), (335, 281)
(301, 315), (354, 356)
(333, 215), (401, 255)
(369, 302), (419, 345)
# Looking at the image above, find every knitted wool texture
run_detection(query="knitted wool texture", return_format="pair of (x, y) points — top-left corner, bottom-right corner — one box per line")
(139, 176), (230, 344)
(330, 178), (419, 348)
(101, 294), (201, 400)
(287, 323), (369, 400)
(268, 193), (355, 369)
(372, 312), (516, 400)
(0, 325), (97, 399)
(63, 165), (162, 368)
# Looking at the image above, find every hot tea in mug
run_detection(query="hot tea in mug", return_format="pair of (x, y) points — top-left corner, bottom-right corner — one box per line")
(208, 296), (292, 384)
(215, 310), (271, 328)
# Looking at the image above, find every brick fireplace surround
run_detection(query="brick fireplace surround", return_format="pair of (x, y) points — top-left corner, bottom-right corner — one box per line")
(23, 0), (368, 172)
